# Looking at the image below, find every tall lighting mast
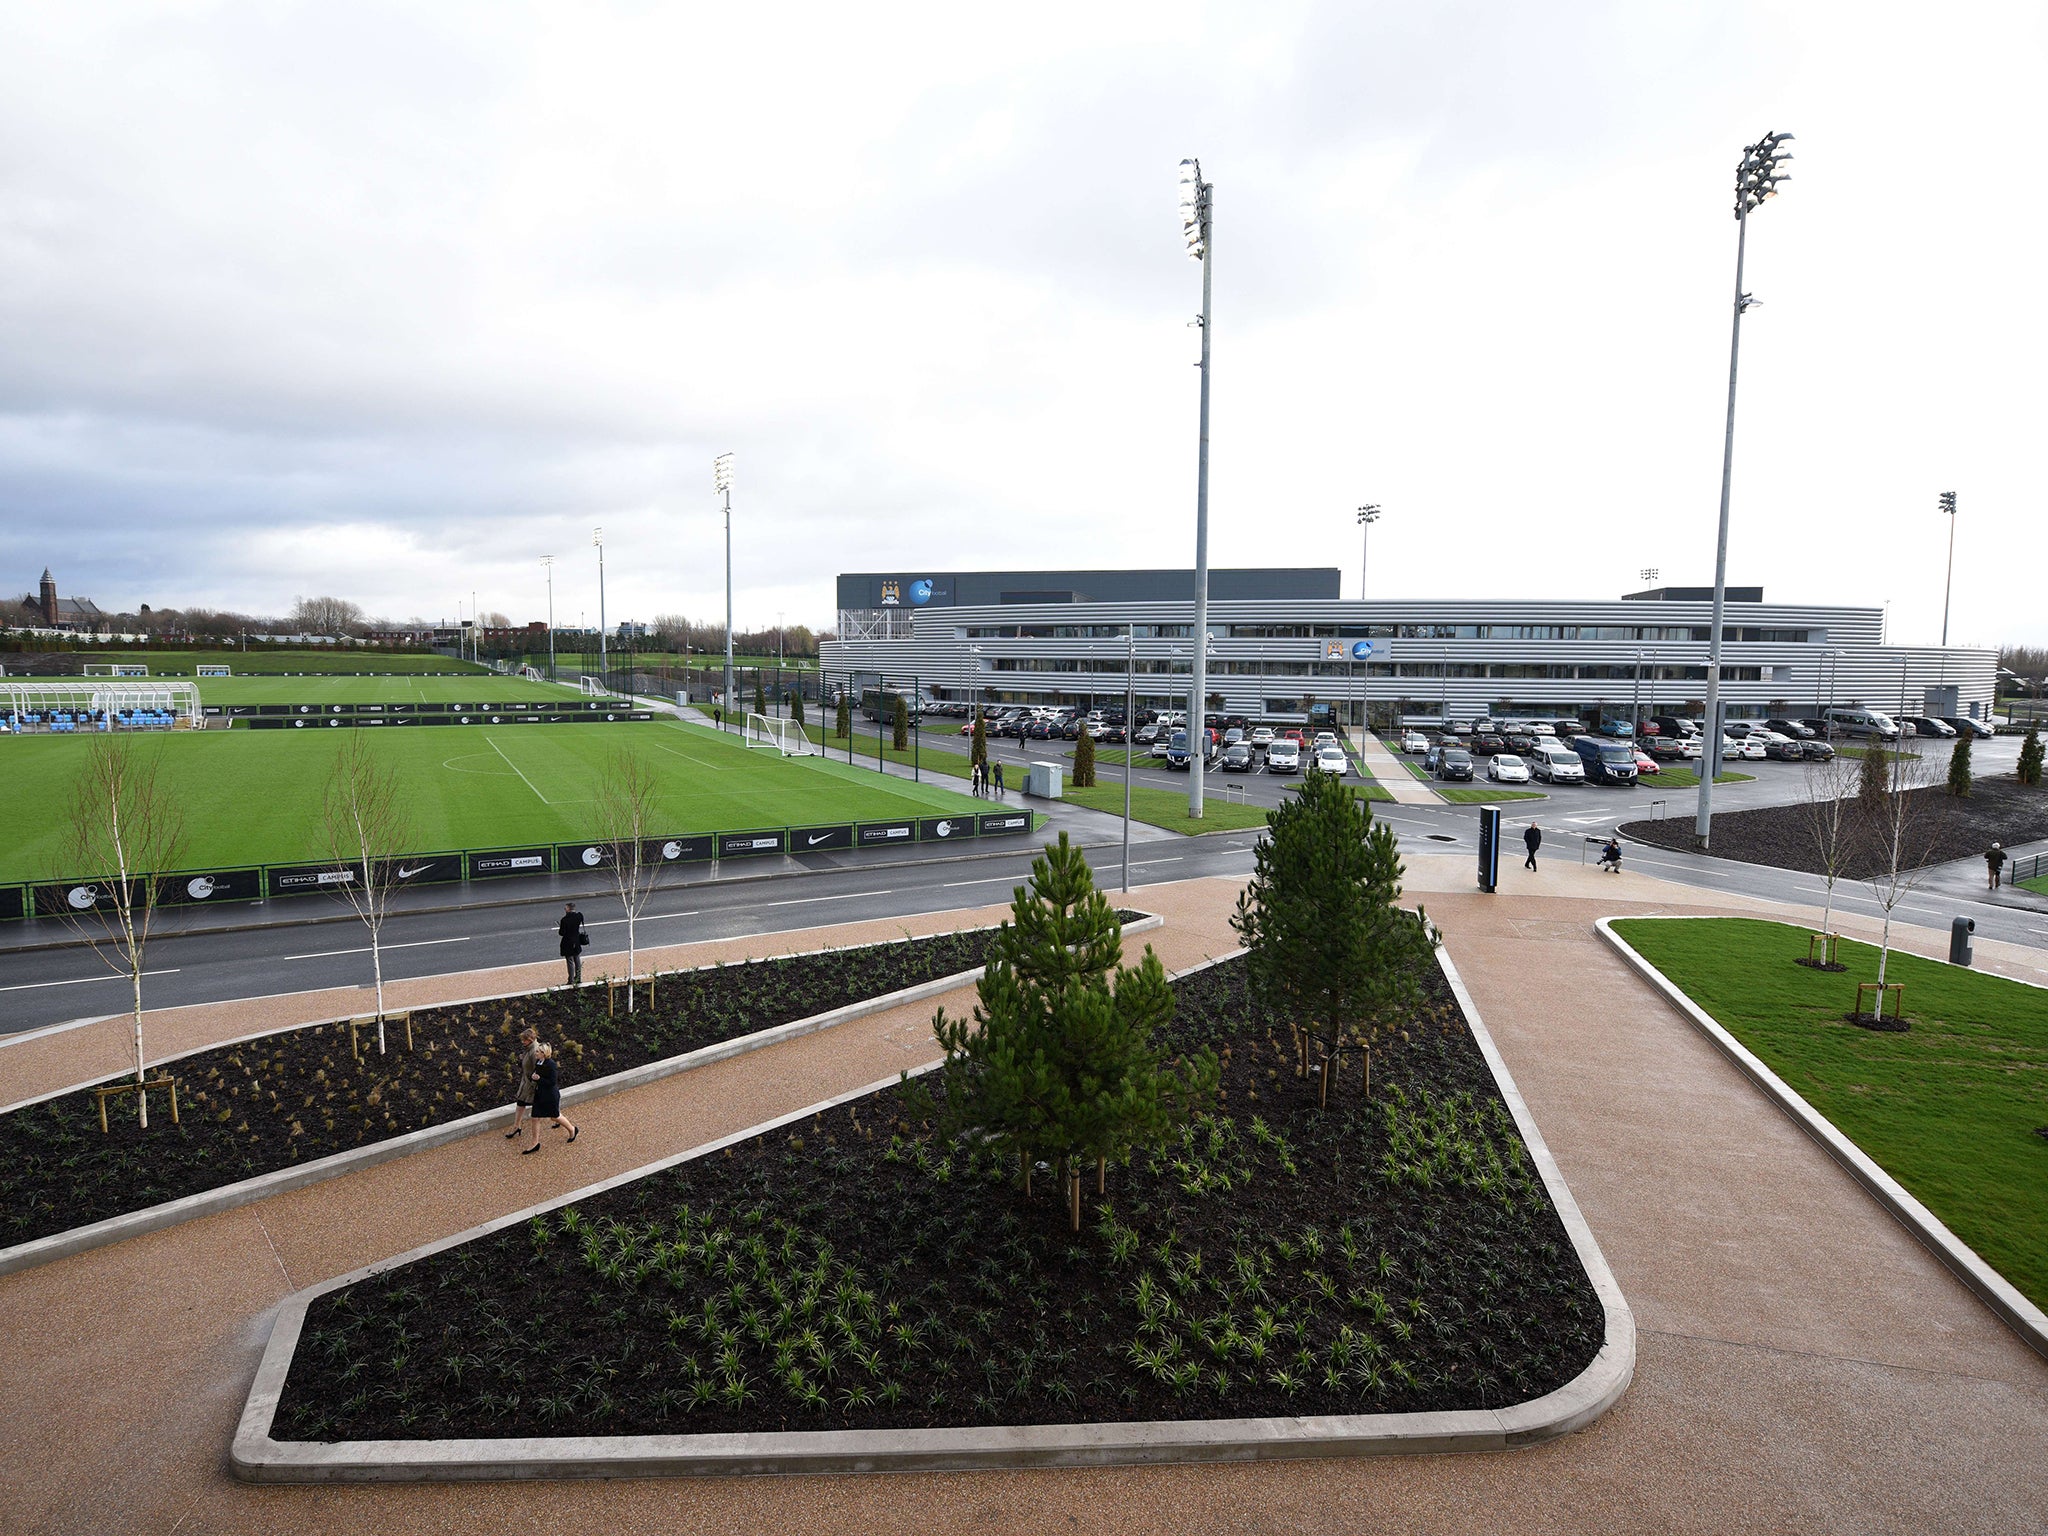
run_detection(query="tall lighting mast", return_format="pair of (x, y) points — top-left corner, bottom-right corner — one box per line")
(1178, 157), (1214, 818)
(1938, 491), (1958, 646)
(715, 453), (736, 731)
(1356, 504), (1382, 599)
(1695, 129), (1794, 850)
(541, 555), (555, 682)
(594, 527), (607, 685)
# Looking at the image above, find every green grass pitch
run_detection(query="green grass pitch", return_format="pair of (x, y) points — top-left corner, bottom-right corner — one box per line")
(65, 649), (489, 676)
(194, 675), (587, 705)
(0, 720), (987, 883)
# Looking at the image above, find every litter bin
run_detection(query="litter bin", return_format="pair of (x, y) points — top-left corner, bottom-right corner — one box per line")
(1949, 916), (1975, 967)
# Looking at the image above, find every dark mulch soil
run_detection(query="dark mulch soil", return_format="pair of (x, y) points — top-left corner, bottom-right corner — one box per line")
(1620, 775), (2048, 880)
(0, 923), (1067, 1250)
(272, 956), (1605, 1442)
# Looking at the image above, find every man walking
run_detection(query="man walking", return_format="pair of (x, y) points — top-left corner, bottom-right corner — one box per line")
(558, 902), (586, 984)
(1523, 821), (1542, 871)
(1987, 842), (2007, 890)
(993, 761), (1005, 798)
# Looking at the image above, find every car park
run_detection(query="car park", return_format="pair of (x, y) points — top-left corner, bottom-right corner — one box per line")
(1573, 734), (1638, 785)
(1487, 753), (1531, 783)
(1313, 744), (1350, 775)
(1531, 743), (1584, 784)
(1265, 739), (1302, 774)
(1434, 747), (1475, 782)
(1401, 730), (1430, 754)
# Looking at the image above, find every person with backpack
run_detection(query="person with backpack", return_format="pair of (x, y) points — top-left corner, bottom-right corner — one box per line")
(558, 902), (587, 984)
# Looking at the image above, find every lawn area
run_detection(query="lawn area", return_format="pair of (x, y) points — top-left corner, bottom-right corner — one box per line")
(1437, 787), (1546, 803)
(1610, 916), (2048, 1311)
(3, 719), (986, 882)
(200, 675), (587, 705)
(2022, 875), (2048, 897)
(61, 649), (482, 676)
(1637, 766), (1753, 788)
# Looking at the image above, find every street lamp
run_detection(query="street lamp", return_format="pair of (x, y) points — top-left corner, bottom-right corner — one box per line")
(1938, 491), (1958, 647)
(1356, 505), (1382, 600)
(1696, 128), (1794, 850)
(541, 556), (555, 682)
(1179, 156), (1214, 819)
(594, 527), (607, 686)
(1123, 625), (1136, 893)
(1632, 649), (1645, 733)
(715, 453), (735, 731)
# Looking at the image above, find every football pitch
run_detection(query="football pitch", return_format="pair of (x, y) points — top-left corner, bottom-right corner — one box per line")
(194, 675), (588, 705)
(0, 720), (988, 884)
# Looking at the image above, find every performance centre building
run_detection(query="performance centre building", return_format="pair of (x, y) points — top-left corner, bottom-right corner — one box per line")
(819, 569), (1998, 729)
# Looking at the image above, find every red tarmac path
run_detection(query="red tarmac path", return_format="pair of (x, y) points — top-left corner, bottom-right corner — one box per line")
(2, 863), (2046, 1534)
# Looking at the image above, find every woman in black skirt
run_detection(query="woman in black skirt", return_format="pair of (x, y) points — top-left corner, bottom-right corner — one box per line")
(522, 1042), (580, 1154)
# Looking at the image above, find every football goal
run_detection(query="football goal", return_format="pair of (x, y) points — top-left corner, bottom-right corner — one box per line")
(82, 664), (150, 677)
(195, 664), (232, 677)
(520, 665), (546, 682)
(579, 675), (606, 697)
(745, 713), (814, 756)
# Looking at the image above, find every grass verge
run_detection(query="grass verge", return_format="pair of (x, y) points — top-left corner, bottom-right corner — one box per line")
(1610, 916), (2048, 1310)
(1640, 766), (1753, 788)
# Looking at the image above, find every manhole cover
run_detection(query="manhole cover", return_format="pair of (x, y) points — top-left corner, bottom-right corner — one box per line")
(1427, 834), (1456, 842)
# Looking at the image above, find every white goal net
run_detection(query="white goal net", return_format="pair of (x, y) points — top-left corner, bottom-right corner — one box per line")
(520, 665), (545, 682)
(82, 663), (150, 677)
(745, 713), (813, 756)
(579, 675), (606, 697)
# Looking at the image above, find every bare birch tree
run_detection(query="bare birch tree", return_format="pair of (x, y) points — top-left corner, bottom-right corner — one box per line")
(594, 745), (665, 1010)
(60, 736), (187, 1127)
(321, 733), (419, 1051)
(1861, 749), (1954, 987)
(1797, 751), (1861, 965)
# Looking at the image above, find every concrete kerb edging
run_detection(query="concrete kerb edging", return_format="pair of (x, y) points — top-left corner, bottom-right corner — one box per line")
(0, 915), (1160, 1281)
(1596, 914), (2048, 1361)
(228, 940), (1634, 1481)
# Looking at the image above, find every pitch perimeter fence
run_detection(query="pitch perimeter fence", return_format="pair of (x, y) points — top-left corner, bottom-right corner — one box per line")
(0, 810), (1033, 925)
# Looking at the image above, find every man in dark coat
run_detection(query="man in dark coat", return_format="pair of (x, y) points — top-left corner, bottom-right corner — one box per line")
(558, 902), (586, 983)
(1987, 842), (2007, 890)
(1523, 821), (1542, 871)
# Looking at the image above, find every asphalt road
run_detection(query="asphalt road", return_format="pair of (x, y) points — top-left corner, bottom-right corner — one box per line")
(4, 733), (2040, 1037)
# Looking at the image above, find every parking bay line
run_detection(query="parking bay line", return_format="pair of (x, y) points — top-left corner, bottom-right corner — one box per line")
(0, 968), (181, 994)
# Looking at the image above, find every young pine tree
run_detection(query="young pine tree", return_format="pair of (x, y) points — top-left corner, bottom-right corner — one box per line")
(1946, 734), (1973, 797)
(1073, 725), (1097, 788)
(2019, 725), (2044, 787)
(891, 694), (909, 752)
(919, 833), (1217, 1230)
(970, 711), (988, 770)
(835, 694), (851, 742)
(754, 678), (767, 715)
(791, 690), (805, 727)
(1231, 766), (1437, 1108)
(1857, 742), (1889, 817)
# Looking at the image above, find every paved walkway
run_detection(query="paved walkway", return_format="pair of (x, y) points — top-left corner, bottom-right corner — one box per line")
(3, 870), (2046, 1534)
(1356, 731), (1441, 804)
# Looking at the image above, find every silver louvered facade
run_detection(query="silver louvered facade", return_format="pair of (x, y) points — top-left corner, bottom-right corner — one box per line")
(820, 594), (1996, 726)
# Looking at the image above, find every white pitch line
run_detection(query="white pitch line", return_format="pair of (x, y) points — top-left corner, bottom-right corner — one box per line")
(484, 735), (554, 805)
(0, 968), (181, 994)
(279, 937), (472, 962)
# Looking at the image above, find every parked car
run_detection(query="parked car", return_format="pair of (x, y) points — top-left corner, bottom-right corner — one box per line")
(1401, 730), (1430, 754)
(1530, 743), (1584, 784)
(1632, 748), (1659, 775)
(1799, 738), (1837, 761)
(1470, 731), (1505, 757)
(1313, 731), (1338, 750)
(1945, 717), (1994, 739)
(1312, 744), (1350, 776)
(1573, 735), (1638, 785)
(1150, 732), (1174, 759)
(1650, 715), (1697, 740)
(1487, 753), (1531, 783)
(1644, 734), (1690, 760)
(1134, 723), (1161, 745)
(1265, 739), (1302, 774)
(1220, 742), (1255, 772)
(1750, 729), (1804, 761)
(1825, 707), (1901, 740)
(1099, 723), (1127, 744)
(1904, 716), (1957, 738)
(1503, 728), (1538, 754)
(1598, 719), (1634, 737)
(1434, 747), (1475, 782)
(1797, 718), (1832, 737)
(1738, 736), (1767, 760)
(1766, 718), (1814, 739)
(1223, 727), (1246, 747)
(1249, 726), (1276, 748)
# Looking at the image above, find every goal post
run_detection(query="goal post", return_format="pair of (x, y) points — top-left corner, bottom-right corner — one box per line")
(579, 675), (605, 697)
(195, 664), (232, 677)
(82, 664), (150, 677)
(745, 713), (813, 756)
(520, 665), (545, 682)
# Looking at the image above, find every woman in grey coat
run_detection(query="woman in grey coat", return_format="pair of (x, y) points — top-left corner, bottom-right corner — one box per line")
(505, 1028), (539, 1139)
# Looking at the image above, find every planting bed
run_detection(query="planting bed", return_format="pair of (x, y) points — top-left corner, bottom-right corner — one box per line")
(0, 924), (1055, 1251)
(1621, 776), (2048, 878)
(269, 954), (1604, 1443)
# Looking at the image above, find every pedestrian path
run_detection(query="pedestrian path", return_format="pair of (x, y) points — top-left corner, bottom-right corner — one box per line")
(1354, 730), (1442, 804)
(4, 872), (2045, 1533)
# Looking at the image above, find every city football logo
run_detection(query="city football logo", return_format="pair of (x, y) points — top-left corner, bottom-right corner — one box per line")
(909, 579), (934, 605)
(880, 579), (901, 605)
(185, 877), (217, 900)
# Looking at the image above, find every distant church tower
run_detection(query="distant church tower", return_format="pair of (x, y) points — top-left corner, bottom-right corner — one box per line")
(39, 568), (57, 626)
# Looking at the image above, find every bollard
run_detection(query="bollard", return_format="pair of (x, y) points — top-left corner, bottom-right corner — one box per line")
(1949, 916), (1975, 967)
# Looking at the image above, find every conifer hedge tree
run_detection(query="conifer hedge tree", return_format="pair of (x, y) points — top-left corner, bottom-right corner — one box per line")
(1231, 766), (1437, 1108)
(791, 690), (805, 727)
(2019, 725), (2043, 787)
(1073, 725), (1097, 787)
(835, 694), (851, 741)
(1946, 734), (1972, 797)
(970, 711), (988, 770)
(918, 833), (1218, 1230)
(891, 694), (909, 751)
(1857, 742), (1889, 816)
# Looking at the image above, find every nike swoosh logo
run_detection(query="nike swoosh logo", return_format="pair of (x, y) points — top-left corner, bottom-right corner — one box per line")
(806, 833), (833, 845)
(396, 864), (430, 879)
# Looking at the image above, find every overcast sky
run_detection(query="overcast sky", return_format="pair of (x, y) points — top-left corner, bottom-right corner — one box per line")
(2, 2), (2042, 647)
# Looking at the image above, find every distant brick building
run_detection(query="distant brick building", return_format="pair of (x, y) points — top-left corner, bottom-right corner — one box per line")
(18, 569), (106, 631)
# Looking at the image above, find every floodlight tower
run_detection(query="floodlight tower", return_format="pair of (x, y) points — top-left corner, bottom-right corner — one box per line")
(594, 527), (607, 684)
(715, 453), (735, 731)
(1938, 491), (1958, 646)
(1178, 156), (1214, 817)
(1356, 505), (1382, 600)
(1695, 128), (1793, 850)
(541, 555), (556, 681)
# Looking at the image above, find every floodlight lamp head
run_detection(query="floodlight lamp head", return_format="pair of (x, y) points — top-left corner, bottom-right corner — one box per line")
(1939, 491), (1957, 515)
(593, 526), (603, 547)
(713, 453), (734, 493)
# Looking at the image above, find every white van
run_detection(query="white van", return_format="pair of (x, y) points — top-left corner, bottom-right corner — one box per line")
(1531, 742), (1584, 784)
(1824, 707), (1900, 740)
